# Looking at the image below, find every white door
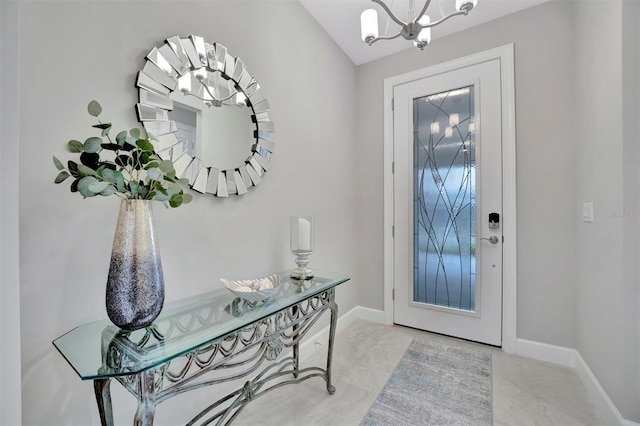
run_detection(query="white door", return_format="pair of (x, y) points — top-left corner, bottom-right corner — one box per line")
(393, 59), (503, 346)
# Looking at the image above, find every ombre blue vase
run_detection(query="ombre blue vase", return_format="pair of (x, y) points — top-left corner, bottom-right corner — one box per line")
(106, 199), (165, 331)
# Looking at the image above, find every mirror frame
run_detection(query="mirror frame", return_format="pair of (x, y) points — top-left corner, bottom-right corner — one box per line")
(135, 35), (274, 197)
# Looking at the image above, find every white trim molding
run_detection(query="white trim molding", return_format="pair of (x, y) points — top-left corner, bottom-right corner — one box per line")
(516, 338), (577, 368)
(382, 44), (517, 353)
(517, 338), (638, 426)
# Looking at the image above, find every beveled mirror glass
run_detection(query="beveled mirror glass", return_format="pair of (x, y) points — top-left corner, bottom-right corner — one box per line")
(135, 35), (274, 197)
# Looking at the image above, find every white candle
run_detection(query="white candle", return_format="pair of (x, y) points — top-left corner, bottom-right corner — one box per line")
(298, 217), (310, 250)
(291, 216), (313, 252)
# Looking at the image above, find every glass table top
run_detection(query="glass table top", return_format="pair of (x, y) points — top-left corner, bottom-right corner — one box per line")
(53, 270), (349, 380)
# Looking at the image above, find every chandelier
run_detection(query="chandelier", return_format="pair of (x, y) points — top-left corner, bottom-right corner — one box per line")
(360, 0), (478, 50)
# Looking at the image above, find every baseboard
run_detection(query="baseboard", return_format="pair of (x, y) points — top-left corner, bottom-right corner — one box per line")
(516, 338), (577, 368)
(573, 352), (638, 426)
(517, 338), (637, 426)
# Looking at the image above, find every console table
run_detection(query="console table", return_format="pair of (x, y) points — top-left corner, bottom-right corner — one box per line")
(53, 270), (349, 425)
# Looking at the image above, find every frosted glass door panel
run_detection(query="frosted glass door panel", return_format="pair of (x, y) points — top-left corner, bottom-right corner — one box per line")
(413, 86), (475, 311)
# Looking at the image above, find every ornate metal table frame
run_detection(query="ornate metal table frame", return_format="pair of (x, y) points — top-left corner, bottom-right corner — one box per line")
(54, 273), (348, 426)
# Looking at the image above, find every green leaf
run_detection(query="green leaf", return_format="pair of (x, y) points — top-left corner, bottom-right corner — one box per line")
(54, 171), (70, 184)
(165, 181), (181, 195)
(88, 181), (110, 193)
(77, 176), (99, 197)
(53, 156), (65, 171)
(68, 140), (84, 153)
(99, 161), (116, 170)
(129, 128), (141, 139)
(158, 160), (174, 173)
(154, 181), (168, 195)
(92, 123), (112, 130)
(153, 191), (170, 202)
(121, 142), (135, 152)
(138, 186), (149, 199)
(68, 161), (79, 177)
(115, 173), (125, 192)
(146, 167), (162, 181)
(77, 164), (98, 177)
(101, 143), (121, 151)
(100, 168), (118, 183)
(100, 169), (125, 192)
(84, 137), (102, 153)
(181, 193), (193, 204)
(115, 131), (127, 146)
(129, 181), (139, 198)
(87, 100), (102, 117)
(70, 178), (80, 193)
(80, 152), (100, 169)
(136, 139), (154, 152)
(99, 185), (116, 196)
(169, 193), (183, 208)
(140, 151), (151, 165)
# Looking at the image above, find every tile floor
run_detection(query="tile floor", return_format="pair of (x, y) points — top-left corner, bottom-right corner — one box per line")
(234, 319), (603, 425)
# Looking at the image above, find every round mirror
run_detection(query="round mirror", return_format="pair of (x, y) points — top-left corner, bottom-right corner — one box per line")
(135, 35), (274, 197)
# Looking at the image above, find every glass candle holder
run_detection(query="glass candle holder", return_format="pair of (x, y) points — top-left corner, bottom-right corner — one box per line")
(290, 216), (314, 280)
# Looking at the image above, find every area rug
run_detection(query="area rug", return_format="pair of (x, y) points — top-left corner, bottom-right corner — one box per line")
(360, 335), (492, 426)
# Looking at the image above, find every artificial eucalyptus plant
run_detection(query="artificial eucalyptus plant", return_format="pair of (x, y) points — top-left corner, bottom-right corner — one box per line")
(53, 100), (192, 208)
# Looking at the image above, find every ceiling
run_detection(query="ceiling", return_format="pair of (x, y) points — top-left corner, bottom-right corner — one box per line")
(299, 0), (551, 65)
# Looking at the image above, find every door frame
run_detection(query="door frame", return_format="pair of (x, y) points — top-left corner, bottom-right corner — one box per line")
(383, 44), (517, 353)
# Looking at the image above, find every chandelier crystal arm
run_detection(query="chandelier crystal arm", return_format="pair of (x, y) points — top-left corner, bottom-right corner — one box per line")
(371, 0), (406, 27)
(424, 9), (466, 27)
(368, 30), (404, 44)
(414, 0), (433, 23)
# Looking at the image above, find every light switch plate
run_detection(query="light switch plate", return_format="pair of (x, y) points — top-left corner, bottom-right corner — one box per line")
(583, 202), (594, 223)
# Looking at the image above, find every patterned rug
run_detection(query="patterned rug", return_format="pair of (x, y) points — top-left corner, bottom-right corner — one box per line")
(360, 335), (492, 426)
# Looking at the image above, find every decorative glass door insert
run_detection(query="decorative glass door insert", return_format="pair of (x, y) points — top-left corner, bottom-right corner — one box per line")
(413, 85), (475, 312)
(393, 57), (503, 346)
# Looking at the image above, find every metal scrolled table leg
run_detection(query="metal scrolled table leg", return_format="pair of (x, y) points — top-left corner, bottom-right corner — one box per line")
(94, 378), (114, 426)
(325, 292), (338, 394)
(292, 304), (299, 378)
(134, 369), (157, 426)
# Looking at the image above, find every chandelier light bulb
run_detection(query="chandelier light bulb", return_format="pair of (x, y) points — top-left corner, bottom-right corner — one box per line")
(178, 74), (191, 93)
(417, 15), (431, 43)
(194, 67), (207, 80)
(361, 9), (379, 43)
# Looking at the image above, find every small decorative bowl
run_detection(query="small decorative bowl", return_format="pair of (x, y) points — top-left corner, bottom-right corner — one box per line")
(221, 274), (282, 303)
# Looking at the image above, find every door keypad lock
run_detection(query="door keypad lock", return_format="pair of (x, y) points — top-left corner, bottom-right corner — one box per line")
(489, 212), (500, 229)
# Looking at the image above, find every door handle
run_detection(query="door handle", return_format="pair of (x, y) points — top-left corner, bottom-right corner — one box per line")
(480, 236), (500, 244)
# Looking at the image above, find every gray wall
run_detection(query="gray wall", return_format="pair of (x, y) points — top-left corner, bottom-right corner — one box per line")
(575, 1), (640, 422)
(18, 1), (358, 424)
(0, 0), (22, 424)
(355, 0), (639, 421)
